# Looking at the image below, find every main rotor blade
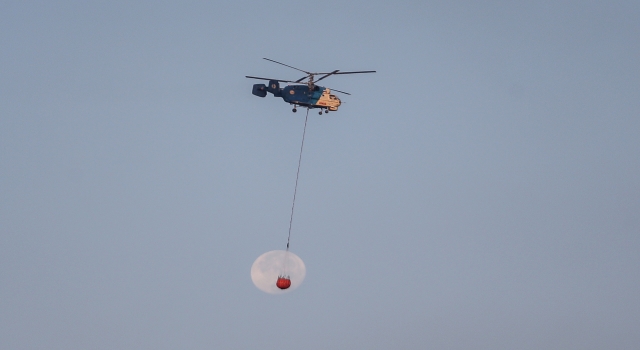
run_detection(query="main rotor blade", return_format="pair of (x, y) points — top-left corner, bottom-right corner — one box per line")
(295, 75), (310, 83)
(326, 87), (351, 95)
(315, 70), (340, 83)
(263, 58), (311, 74)
(301, 71), (376, 75)
(245, 76), (304, 84)
(331, 70), (376, 75)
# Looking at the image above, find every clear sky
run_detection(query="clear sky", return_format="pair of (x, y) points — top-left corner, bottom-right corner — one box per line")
(1, 1), (639, 349)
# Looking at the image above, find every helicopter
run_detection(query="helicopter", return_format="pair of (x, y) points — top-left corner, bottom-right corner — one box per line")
(247, 58), (376, 114)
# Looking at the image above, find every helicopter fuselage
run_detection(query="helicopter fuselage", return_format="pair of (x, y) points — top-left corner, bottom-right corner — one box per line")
(252, 81), (341, 111)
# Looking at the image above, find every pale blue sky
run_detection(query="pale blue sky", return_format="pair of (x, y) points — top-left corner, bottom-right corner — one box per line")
(1, 1), (639, 349)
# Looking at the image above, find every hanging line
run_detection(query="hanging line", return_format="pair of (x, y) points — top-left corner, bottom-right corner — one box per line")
(281, 250), (291, 277)
(286, 108), (310, 252)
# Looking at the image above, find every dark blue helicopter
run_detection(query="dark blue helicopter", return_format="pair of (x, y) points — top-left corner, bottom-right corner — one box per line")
(247, 58), (375, 114)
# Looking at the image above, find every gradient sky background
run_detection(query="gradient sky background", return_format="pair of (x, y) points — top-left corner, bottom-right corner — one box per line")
(1, 1), (639, 349)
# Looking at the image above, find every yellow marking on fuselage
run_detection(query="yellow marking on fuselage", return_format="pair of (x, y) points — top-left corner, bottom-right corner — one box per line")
(316, 89), (341, 111)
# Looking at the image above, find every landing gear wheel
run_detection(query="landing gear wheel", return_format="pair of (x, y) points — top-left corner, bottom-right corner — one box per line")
(325, 109), (329, 114)
(318, 111), (322, 115)
(292, 108), (297, 113)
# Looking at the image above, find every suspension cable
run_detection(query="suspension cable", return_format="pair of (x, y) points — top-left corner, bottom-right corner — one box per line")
(286, 108), (310, 251)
